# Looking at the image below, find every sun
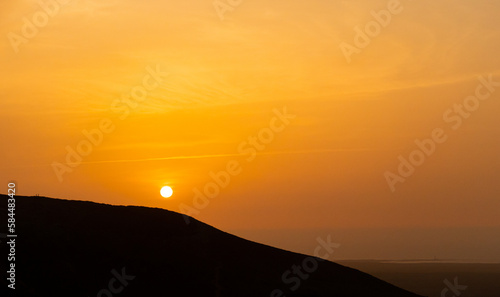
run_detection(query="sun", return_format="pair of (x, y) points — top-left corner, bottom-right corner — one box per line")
(160, 186), (173, 198)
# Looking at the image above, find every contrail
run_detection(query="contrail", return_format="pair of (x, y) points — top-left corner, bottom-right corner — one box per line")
(2, 148), (378, 169)
(62, 148), (374, 166)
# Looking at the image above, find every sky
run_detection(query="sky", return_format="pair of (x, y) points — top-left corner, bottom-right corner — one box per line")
(1, 0), (500, 261)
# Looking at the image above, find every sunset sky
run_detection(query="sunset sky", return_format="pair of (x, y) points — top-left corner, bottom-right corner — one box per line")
(1, 0), (499, 261)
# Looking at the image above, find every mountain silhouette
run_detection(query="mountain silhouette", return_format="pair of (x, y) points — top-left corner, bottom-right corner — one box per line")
(0, 195), (424, 297)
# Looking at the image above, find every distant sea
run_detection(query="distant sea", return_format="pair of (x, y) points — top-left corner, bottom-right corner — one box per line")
(338, 260), (500, 297)
(342, 259), (500, 264)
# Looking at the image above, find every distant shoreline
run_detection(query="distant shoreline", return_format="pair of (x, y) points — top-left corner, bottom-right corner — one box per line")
(337, 259), (500, 264)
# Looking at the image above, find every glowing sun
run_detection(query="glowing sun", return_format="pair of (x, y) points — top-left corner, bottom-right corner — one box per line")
(160, 186), (173, 198)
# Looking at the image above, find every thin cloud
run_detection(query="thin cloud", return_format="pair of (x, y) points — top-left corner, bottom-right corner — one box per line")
(63, 147), (378, 166)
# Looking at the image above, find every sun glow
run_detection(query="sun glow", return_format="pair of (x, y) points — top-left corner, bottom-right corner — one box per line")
(160, 186), (173, 198)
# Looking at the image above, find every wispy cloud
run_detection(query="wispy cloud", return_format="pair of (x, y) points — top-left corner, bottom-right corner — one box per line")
(59, 147), (377, 166)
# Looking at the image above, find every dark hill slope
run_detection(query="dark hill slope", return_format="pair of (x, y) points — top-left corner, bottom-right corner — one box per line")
(0, 195), (424, 297)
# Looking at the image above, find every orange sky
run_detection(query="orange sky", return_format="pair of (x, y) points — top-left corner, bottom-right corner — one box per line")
(1, 0), (499, 260)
